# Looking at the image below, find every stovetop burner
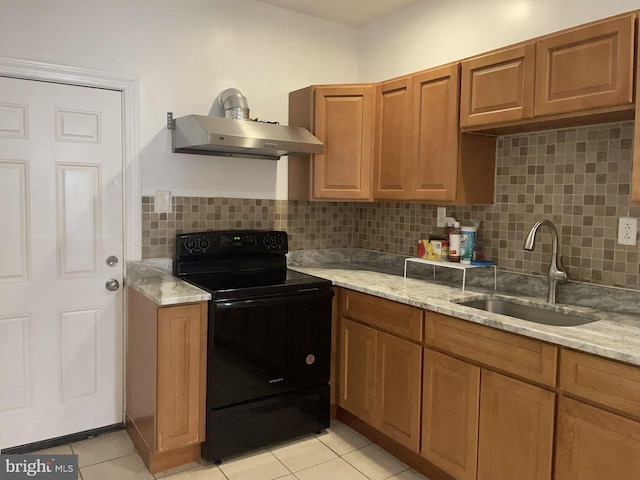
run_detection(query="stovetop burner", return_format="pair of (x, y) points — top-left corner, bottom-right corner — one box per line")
(174, 230), (331, 301)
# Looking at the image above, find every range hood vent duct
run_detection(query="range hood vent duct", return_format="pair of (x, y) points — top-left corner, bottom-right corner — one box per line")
(168, 88), (323, 160)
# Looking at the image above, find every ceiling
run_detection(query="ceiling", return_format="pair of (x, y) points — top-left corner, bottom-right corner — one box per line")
(255, 0), (423, 26)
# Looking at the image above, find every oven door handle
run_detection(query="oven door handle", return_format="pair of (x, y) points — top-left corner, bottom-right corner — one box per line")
(214, 288), (333, 310)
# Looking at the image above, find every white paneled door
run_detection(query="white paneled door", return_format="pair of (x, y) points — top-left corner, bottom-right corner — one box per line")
(0, 77), (124, 449)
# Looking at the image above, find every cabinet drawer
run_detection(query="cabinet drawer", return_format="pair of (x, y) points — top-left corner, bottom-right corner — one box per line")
(560, 349), (640, 418)
(340, 289), (423, 341)
(425, 311), (557, 386)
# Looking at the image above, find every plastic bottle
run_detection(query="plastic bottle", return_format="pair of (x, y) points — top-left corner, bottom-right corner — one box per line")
(460, 226), (477, 264)
(448, 221), (461, 263)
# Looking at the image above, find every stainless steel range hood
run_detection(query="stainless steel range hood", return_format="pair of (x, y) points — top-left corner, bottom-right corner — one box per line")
(168, 89), (323, 160)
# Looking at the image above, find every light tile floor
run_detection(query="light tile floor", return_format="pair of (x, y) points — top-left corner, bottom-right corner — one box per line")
(32, 422), (431, 480)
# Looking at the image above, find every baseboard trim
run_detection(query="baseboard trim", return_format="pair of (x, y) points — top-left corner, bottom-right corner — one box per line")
(1, 423), (125, 454)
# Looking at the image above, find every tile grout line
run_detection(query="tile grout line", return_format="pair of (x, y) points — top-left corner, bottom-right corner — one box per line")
(267, 450), (295, 477)
(74, 450), (139, 472)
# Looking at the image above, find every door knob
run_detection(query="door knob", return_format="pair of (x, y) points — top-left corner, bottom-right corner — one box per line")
(106, 255), (119, 267)
(105, 278), (120, 291)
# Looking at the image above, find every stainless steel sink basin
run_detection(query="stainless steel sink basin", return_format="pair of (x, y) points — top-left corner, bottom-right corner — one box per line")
(455, 297), (598, 327)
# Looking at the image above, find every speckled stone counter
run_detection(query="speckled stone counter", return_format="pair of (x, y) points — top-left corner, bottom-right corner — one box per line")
(126, 261), (210, 306)
(288, 249), (640, 367)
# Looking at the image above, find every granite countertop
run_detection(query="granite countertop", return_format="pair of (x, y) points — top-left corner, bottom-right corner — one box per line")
(126, 260), (210, 306)
(287, 250), (640, 368)
(126, 250), (640, 367)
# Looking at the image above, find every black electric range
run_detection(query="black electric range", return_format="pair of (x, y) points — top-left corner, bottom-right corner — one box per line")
(174, 230), (333, 463)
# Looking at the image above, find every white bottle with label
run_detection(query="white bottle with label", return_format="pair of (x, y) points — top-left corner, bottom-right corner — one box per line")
(448, 222), (461, 263)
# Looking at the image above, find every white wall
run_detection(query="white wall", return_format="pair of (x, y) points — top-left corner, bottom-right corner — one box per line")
(0, 0), (358, 199)
(358, 0), (640, 82)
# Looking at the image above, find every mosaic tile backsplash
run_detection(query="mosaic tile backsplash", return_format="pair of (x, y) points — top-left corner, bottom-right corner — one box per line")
(141, 198), (355, 259)
(142, 120), (640, 291)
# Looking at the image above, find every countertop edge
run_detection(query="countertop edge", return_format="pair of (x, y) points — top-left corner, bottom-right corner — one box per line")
(126, 261), (211, 306)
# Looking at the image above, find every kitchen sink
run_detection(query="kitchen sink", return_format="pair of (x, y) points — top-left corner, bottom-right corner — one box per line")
(454, 297), (599, 327)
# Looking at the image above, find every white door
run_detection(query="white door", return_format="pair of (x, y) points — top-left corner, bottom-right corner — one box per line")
(0, 77), (124, 449)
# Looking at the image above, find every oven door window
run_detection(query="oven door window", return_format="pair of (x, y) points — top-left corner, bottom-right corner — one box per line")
(207, 289), (332, 409)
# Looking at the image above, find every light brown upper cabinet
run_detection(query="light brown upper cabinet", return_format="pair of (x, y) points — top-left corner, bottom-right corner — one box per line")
(461, 13), (635, 131)
(374, 64), (496, 204)
(535, 15), (634, 117)
(411, 65), (462, 202)
(373, 76), (414, 200)
(460, 44), (535, 128)
(632, 22), (640, 205)
(289, 85), (374, 201)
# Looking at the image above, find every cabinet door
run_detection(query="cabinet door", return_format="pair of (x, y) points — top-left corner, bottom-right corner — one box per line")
(422, 349), (480, 480)
(339, 318), (376, 423)
(460, 44), (535, 127)
(633, 23), (640, 204)
(373, 77), (414, 200)
(535, 15), (634, 117)
(157, 303), (206, 452)
(555, 397), (640, 480)
(478, 371), (554, 480)
(411, 64), (460, 202)
(313, 86), (374, 200)
(375, 332), (422, 451)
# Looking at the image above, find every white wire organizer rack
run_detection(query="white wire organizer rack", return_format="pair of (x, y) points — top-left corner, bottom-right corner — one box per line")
(403, 257), (497, 293)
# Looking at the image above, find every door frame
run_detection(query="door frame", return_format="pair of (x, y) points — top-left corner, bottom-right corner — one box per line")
(0, 55), (141, 261)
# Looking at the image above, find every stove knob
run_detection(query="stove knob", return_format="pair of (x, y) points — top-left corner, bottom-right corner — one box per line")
(275, 235), (285, 247)
(263, 235), (273, 247)
(199, 237), (210, 251)
(184, 238), (197, 251)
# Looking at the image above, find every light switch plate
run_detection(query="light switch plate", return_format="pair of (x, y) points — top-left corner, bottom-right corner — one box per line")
(154, 190), (172, 213)
(618, 217), (637, 246)
(437, 207), (447, 227)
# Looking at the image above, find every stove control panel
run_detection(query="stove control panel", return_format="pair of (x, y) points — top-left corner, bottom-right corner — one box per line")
(176, 230), (288, 258)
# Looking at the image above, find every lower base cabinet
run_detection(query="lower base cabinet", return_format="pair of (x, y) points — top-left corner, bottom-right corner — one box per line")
(477, 371), (555, 480)
(339, 318), (423, 451)
(339, 318), (376, 424)
(422, 349), (480, 480)
(338, 288), (424, 453)
(555, 397), (640, 480)
(337, 291), (640, 480)
(126, 288), (207, 473)
(376, 331), (422, 451)
(422, 351), (555, 480)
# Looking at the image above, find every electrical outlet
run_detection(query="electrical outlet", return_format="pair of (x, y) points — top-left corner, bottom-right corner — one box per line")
(437, 207), (447, 227)
(618, 217), (638, 246)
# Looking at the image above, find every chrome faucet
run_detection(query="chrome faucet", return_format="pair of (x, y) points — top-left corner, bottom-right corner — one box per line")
(523, 219), (568, 303)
